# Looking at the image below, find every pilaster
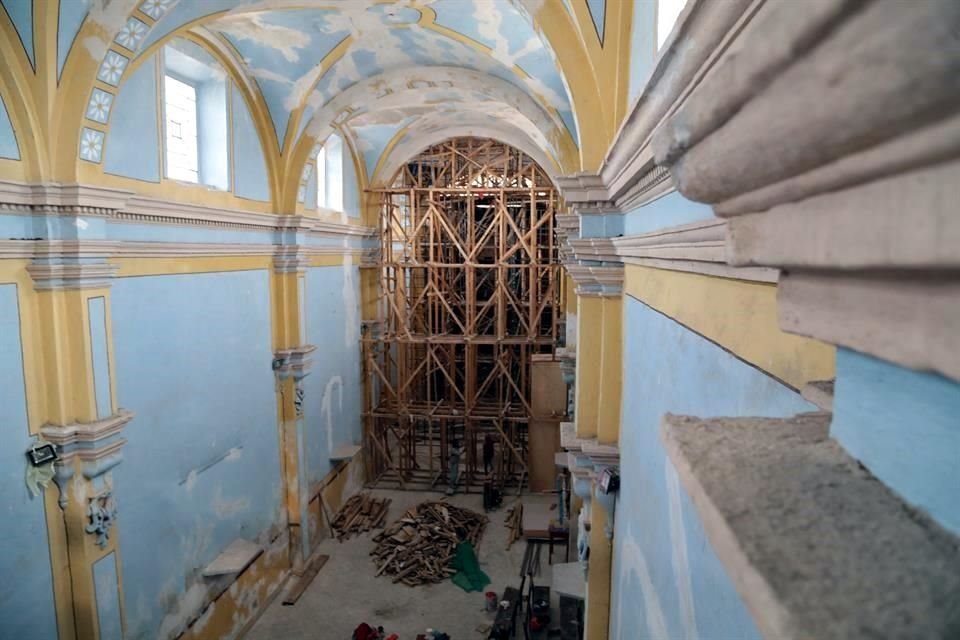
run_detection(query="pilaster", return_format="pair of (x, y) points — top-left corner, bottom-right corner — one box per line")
(16, 185), (133, 640)
(560, 422), (620, 640)
(565, 243), (624, 447)
(269, 221), (317, 571)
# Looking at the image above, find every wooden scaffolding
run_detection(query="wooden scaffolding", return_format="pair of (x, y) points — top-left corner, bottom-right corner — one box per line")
(363, 138), (561, 491)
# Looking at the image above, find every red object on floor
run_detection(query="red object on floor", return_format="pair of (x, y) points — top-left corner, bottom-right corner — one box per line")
(386, 635), (399, 640)
(353, 623), (377, 640)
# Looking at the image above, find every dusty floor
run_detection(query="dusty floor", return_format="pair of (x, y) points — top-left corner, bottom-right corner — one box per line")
(245, 489), (557, 640)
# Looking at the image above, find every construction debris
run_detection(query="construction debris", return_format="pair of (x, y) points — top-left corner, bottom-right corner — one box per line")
(370, 502), (488, 586)
(331, 493), (391, 541)
(505, 504), (523, 549)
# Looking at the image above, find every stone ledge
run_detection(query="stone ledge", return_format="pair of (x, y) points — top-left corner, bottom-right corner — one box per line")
(661, 412), (960, 640)
(329, 444), (361, 461)
(202, 538), (262, 578)
(801, 379), (834, 412)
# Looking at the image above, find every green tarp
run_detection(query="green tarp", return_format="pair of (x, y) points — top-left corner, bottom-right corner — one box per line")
(450, 541), (490, 593)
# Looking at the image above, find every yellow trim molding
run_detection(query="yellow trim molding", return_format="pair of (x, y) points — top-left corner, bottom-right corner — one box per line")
(624, 265), (835, 389)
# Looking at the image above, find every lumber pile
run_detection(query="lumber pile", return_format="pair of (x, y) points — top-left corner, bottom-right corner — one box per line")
(505, 503), (523, 549)
(370, 501), (488, 586)
(331, 493), (391, 540)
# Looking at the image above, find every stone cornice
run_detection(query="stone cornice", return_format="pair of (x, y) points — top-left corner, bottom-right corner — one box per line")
(560, 422), (620, 469)
(42, 410), (133, 448)
(0, 239), (368, 260)
(122, 197), (374, 239)
(42, 410), (134, 473)
(554, 213), (581, 236)
(567, 237), (619, 262)
(27, 262), (119, 289)
(275, 345), (318, 380)
(609, 218), (777, 283)
(273, 246), (311, 273)
(0, 181), (130, 214)
(565, 263), (624, 297)
(555, 0), (754, 214)
(0, 180), (376, 240)
(648, 0), (960, 381)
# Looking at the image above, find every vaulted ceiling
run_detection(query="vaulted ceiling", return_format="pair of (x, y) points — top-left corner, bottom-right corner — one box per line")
(43, 0), (594, 183)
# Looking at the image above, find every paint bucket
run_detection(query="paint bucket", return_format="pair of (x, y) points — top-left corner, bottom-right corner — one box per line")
(485, 591), (498, 612)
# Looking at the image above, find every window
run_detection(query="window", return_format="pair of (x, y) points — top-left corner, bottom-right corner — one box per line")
(657, 0), (689, 49)
(316, 134), (344, 211)
(164, 75), (199, 183)
(162, 39), (229, 190)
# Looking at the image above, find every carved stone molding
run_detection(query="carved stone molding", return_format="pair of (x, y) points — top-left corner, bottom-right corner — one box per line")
(649, 0), (960, 380)
(27, 262), (119, 290)
(274, 345), (318, 380)
(560, 423), (620, 475)
(612, 219), (778, 283)
(0, 180), (376, 241)
(554, 0), (755, 214)
(43, 411), (134, 508)
(567, 237), (619, 263)
(273, 247), (311, 273)
(0, 239), (369, 261)
(0, 181), (130, 215)
(565, 263), (624, 298)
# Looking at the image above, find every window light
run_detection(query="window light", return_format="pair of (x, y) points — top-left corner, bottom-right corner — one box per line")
(658, 0), (689, 50)
(164, 75), (199, 183)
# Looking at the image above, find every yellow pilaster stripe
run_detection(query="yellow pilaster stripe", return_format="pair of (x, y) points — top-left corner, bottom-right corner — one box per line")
(586, 500), (613, 640)
(0, 260), (75, 640)
(597, 296), (622, 446)
(575, 296), (603, 438)
(624, 265), (835, 389)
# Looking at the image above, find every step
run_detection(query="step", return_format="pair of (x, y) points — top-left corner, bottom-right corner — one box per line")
(661, 412), (960, 640)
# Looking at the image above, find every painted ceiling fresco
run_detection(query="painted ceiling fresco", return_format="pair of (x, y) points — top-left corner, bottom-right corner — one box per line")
(128, 0), (578, 176)
(3, 0), (599, 180)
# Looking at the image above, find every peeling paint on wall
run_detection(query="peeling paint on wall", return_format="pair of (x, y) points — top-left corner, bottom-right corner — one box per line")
(322, 375), (343, 455)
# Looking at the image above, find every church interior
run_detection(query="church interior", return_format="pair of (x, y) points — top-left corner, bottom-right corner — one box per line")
(1, 0), (958, 639)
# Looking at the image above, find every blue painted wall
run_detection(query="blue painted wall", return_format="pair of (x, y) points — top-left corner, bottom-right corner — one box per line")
(231, 83), (271, 203)
(587, 0), (606, 41)
(110, 271), (282, 639)
(57, 0), (87, 78)
(104, 54), (160, 182)
(0, 94), (20, 160)
(302, 265), (362, 488)
(623, 190), (715, 236)
(0, 284), (59, 640)
(198, 77), (229, 191)
(628, 0), (656, 105)
(832, 348), (960, 536)
(610, 296), (814, 640)
(1, 0), (33, 67)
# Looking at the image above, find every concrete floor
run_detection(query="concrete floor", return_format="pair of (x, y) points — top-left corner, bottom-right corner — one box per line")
(245, 489), (556, 640)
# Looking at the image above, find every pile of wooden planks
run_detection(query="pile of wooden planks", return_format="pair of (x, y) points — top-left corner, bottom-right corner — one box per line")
(505, 503), (523, 549)
(330, 493), (391, 540)
(370, 501), (488, 586)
